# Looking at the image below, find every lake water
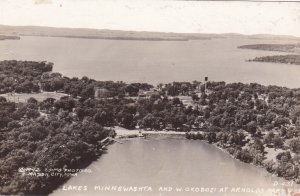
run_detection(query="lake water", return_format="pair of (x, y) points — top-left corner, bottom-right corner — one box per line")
(0, 36), (300, 88)
(52, 137), (300, 196)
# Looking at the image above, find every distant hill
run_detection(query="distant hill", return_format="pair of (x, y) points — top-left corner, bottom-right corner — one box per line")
(1, 25), (300, 41)
(0, 25), (212, 41)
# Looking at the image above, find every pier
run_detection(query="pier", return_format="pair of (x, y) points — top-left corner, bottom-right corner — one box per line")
(100, 137), (123, 148)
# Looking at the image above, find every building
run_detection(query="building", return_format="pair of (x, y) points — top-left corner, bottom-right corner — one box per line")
(94, 87), (110, 98)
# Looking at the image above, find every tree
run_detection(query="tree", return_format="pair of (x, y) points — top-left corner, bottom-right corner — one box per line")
(125, 84), (139, 96)
(93, 110), (113, 126)
(141, 114), (156, 129)
(274, 117), (290, 128)
(27, 97), (38, 105)
(24, 123), (49, 141)
(0, 96), (7, 103)
(273, 136), (284, 150)
(54, 97), (76, 112)
(172, 97), (181, 105)
(209, 125), (221, 132)
(289, 137), (300, 153)
(235, 149), (253, 163)
(252, 138), (264, 153)
(252, 153), (264, 166)
(50, 78), (64, 91)
(171, 113), (187, 129)
(80, 85), (95, 99)
(7, 120), (21, 129)
(276, 151), (291, 162)
(0, 111), (12, 128)
(191, 94), (199, 101)
(265, 160), (276, 173)
(264, 131), (275, 147)
(26, 108), (40, 119)
(121, 113), (134, 129)
(246, 121), (257, 135)
(206, 132), (217, 143)
(39, 98), (56, 111)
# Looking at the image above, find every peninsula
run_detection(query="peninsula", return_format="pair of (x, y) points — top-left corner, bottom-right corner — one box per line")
(238, 43), (300, 53)
(249, 55), (300, 65)
(238, 43), (300, 65)
(0, 35), (20, 41)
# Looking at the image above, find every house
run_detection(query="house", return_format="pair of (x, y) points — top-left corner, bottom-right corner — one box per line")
(138, 89), (160, 98)
(94, 87), (110, 98)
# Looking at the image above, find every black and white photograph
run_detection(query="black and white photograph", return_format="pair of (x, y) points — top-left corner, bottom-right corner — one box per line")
(1, 0), (300, 195)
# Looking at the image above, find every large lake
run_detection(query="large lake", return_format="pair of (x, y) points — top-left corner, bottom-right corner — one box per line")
(0, 36), (300, 88)
(52, 138), (299, 196)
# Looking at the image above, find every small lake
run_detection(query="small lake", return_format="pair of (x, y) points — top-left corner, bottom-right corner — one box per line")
(0, 36), (300, 88)
(52, 138), (299, 196)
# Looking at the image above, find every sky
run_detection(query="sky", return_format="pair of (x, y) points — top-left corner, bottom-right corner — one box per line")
(0, 0), (300, 36)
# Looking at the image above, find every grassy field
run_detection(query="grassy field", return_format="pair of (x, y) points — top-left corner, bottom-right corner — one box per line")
(0, 92), (68, 103)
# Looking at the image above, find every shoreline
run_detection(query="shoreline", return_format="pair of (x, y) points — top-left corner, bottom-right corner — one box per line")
(113, 126), (186, 139)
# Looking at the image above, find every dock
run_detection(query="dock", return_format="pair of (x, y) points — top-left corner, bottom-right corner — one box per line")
(100, 137), (123, 148)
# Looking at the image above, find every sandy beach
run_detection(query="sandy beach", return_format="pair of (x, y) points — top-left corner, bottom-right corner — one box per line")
(113, 126), (186, 139)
